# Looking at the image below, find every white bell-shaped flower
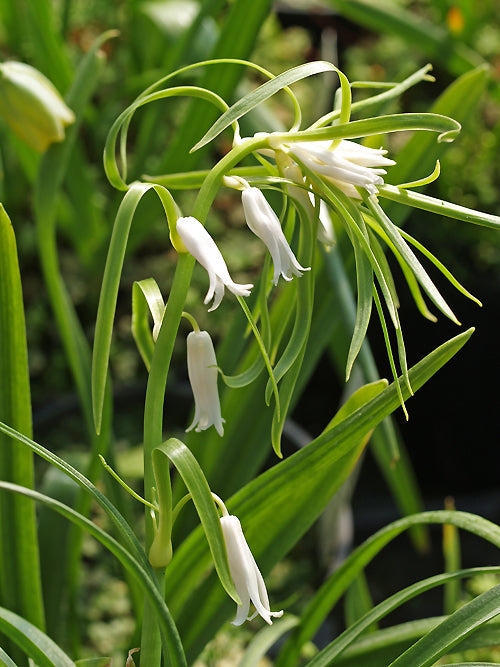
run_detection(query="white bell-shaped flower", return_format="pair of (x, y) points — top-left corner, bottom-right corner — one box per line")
(284, 139), (395, 199)
(241, 187), (309, 285)
(220, 513), (283, 626)
(186, 330), (224, 436)
(176, 216), (253, 311)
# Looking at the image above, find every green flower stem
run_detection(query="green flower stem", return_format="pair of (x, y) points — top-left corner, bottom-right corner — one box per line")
(141, 251), (194, 666)
(192, 136), (269, 221)
(143, 164), (269, 189)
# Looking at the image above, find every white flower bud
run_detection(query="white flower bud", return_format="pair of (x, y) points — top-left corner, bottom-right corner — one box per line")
(186, 330), (224, 436)
(176, 216), (253, 311)
(0, 61), (75, 151)
(241, 187), (309, 285)
(220, 514), (283, 626)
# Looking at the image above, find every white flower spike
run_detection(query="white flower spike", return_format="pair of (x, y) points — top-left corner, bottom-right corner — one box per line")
(241, 187), (309, 285)
(220, 512), (283, 626)
(186, 330), (225, 436)
(176, 216), (253, 311)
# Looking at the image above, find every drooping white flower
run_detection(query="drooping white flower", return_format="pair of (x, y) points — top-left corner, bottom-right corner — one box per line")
(0, 61), (74, 151)
(186, 330), (225, 436)
(282, 138), (395, 199)
(316, 199), (336, 247)
(176, 216), (253, 311)
(220, 513), (283, 626)
(241, 187), (309, 285)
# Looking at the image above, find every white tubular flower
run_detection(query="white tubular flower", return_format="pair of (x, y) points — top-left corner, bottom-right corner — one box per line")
(0, 61), (74, 151)
(284, 139), (395, 199)
(220, 513), (283, 626)
(186, 330), (225, 436)
(241, 187), (309, 285)
(176, 216), (253, 311)
(316, 199), (336, 247)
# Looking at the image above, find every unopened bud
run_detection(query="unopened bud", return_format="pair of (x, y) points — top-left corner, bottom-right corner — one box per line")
(0, 61), (75, 151)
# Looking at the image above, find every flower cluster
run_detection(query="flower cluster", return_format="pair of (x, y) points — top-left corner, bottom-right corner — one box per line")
(174, 131), (396, 438)
(281, 138), (395, 199)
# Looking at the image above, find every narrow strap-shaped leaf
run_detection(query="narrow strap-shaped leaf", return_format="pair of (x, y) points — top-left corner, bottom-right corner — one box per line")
(267, 202), (316, 455)
(192, 61), (351, 152)
(0, 483), (186, 667)
(264, 197), (315, 403)
(0, 205), (44, 634)
(368, 225), (437, 322)
(92, 182), (154, 433)
(308, 566), (500, 667)
(309, 175), (399, 328)
(154, 439), (239, 603)
(238, 615), (299, 667)
(345, 231), (374, 381)
(311, 64), (434, 129)
(236, 295), (280, 417)
(399, 227), (481, 306)
(0, 421), (148, 570)
(132, 278), (166, 370)
(365, 194), (459, 324)
(277, 508), (500, 667)
(330, 616), (500, 667)
(268, 112), (461, 145)
(0, 607), (76, 667)
(379, 183), (500, 230)
(159, 0), (274, 175)
(388, 584), (500, 667)
(221, 356), (265, 388)
(0, 645), (18, 667)
(372, 288), (408, 417)
(168, 330), (475, 658)
(325, 380), (389, 434)
(104, 86), (233, 189)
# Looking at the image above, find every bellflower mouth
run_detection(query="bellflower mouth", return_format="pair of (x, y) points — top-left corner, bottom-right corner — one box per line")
(186, 330), (225, 436)
(176, 216), (253, 311)
(220, 513), (283, 626)
(241, 187), (310, 285)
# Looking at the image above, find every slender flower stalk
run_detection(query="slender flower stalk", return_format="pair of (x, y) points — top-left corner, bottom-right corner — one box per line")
(176, 216), (253, 311)
(219, 509), (283, 626)
(186, 329), (225, 436)
(241, 186), (309, 285)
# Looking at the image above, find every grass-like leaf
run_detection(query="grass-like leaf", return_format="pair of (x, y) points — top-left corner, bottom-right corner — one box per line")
(166, 329), (473, 660)
(307, 566), (500, 666)
(278, 510), (500, 667)
(0, 606), (75, 667)
(388, 583), (500, 667)
(192, 61), (350, 152)
(0, 483), (186, 667)
(132, 278), (166, 370)
(154, 439), (239, 603)
(0, 205), (45, 634)
(92, 183), (154, 433)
